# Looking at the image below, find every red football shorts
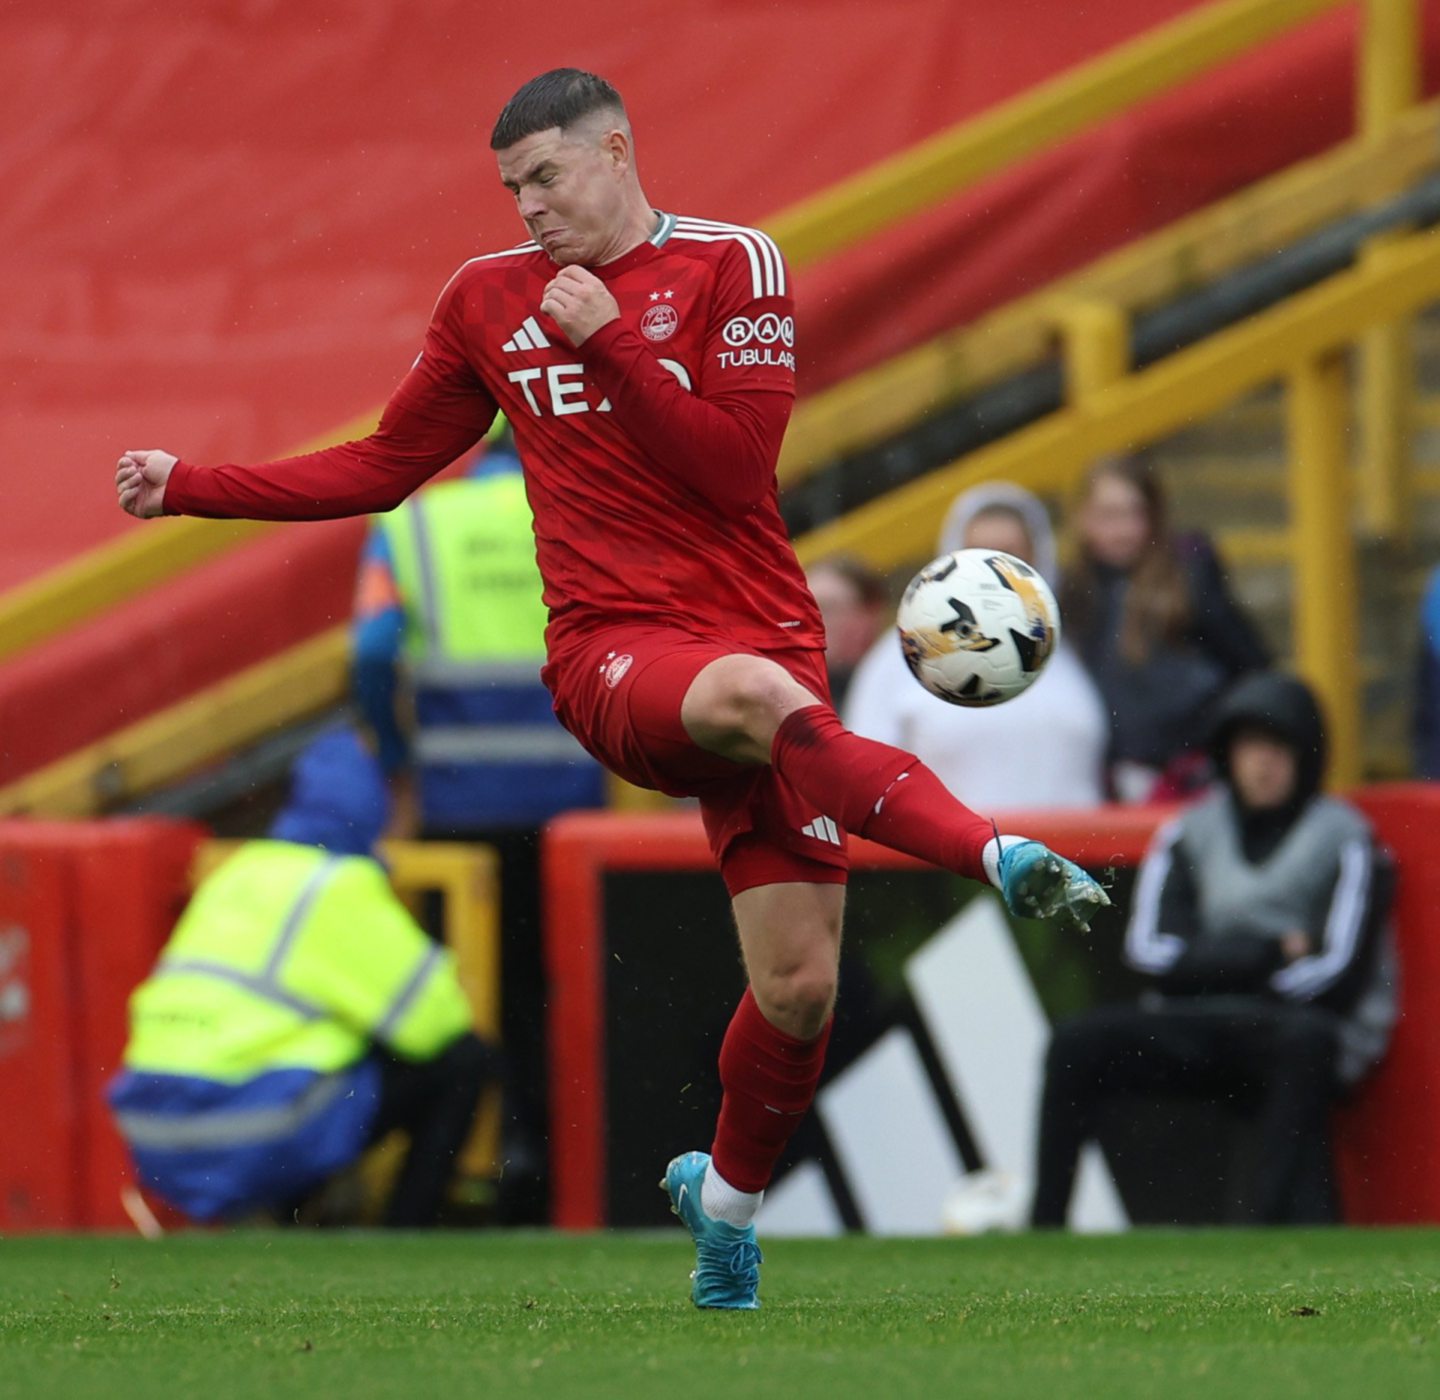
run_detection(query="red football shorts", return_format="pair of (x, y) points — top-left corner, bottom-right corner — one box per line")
(544, 626), (850, 897)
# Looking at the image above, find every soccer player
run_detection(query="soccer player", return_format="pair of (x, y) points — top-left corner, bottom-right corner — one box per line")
(116, 69), (1107, 1308)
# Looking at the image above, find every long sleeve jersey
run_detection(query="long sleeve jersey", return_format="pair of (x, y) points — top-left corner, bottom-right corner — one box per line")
(166, 213), (824, 666)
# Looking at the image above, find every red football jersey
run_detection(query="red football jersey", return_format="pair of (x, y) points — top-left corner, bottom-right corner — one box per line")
(169, 212), (824, 663)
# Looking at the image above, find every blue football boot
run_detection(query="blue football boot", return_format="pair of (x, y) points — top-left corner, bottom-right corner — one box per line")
(997, 839), (1111, 932)
(661, 1151), (762, 1310)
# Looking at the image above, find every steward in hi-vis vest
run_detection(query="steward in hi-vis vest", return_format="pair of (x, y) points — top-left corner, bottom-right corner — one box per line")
(352, 430), (604, 833)
(108, 728), (492, 1224)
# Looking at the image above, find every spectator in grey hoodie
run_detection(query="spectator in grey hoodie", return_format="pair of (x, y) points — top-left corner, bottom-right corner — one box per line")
(1031, 671), (1395, 1227)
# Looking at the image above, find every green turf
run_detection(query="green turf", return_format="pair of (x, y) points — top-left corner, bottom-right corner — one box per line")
(1, 1230), (1438, 1399)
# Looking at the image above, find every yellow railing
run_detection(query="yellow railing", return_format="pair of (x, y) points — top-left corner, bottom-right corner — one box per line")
(771, 0), (1351, 268)
(797, 222), (1440, 790)
(0, 627), (351, 816)
(0, 0), (1417, 668)
(778, 98), (1440, 487)
(0, 408), (377, 669)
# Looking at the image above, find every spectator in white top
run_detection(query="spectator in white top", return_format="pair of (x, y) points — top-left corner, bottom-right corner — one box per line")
(844, 482), (1107, 812)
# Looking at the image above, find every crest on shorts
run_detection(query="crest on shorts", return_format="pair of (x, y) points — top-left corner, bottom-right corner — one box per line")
(603, 653), (634, 689)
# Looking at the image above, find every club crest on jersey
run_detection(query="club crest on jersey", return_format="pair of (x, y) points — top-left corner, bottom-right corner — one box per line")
(640, 302), (679, 342)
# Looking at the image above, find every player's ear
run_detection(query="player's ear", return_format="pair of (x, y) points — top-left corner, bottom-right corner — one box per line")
(601, 125), (632, 173)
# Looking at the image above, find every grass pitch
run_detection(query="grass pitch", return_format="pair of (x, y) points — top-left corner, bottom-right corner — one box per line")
(2, 1230), (1438, 1399)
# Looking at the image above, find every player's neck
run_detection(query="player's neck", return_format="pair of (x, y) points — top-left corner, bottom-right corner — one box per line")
(592, 193), (662, 266)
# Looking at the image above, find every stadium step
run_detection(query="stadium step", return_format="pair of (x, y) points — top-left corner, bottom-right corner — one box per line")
(1133, 306), (1440, 778)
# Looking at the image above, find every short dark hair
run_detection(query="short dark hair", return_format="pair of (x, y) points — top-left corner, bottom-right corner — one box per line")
(490, 69), (627, 150)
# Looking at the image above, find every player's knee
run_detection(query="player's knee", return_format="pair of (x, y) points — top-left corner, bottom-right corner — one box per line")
(730, 659), (799, 723)
(753, 967), (836, 1040)
(691, 656), (812, 739)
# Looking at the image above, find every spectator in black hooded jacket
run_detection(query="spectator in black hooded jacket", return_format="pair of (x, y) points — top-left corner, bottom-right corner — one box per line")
(1031, 671), (1396, 1227)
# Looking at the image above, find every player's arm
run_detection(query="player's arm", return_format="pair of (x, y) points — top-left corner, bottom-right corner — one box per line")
(116, 277), (497, 521)
(542, 249), (794, 514)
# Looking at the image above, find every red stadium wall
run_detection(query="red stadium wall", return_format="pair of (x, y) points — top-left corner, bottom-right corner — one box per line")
(5, 1), (1440, 784)
(0, 819), (204, 1231)
(543, 789), (1440, 1230)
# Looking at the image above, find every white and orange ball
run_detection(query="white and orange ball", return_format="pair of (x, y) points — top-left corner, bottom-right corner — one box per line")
(896, 548), (1060, 707)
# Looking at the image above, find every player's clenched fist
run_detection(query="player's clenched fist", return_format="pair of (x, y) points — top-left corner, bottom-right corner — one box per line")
(540, 266), (619, 347)
(115, 448), (178, 519)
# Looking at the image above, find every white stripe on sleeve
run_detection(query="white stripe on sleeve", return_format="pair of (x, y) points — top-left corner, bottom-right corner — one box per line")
(1124, 819), (1188, 973)
(678, 217), (786, 297)
(672, 217), (788, 298)
(1270, 838), (1372, 998)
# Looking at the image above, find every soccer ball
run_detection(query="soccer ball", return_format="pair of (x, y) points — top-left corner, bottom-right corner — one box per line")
(896, 548), (1060, 706)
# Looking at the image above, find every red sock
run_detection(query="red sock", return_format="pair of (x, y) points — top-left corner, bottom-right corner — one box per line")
(710, 987), (832, 1194)
(770, 704), (990, 880)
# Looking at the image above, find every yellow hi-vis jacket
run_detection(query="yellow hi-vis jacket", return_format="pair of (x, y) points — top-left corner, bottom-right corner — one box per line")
(121, 840), (472, 1079)
(107, 840), (474, 1219)
(378, 470), (602, 829)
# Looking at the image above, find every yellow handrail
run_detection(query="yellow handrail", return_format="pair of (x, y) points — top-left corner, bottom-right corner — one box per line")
(0, 626), (350, 816)
(771, 0), (1343, 269)
(795, 224), (1440, 571)
(778, 98), (1440, 486)
(796, 222), (1440, 790)
(0, 0), (1411, 667)
(0, 408), (378, 668)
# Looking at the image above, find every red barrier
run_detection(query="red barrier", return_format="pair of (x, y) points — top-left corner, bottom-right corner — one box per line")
(68, 824), (205, 1228)
(0, 824), (85, 1229)
(1336, 786), (1440, 1223)
(545, 790), (1440, 1229)
(0, 819), (204, 1232)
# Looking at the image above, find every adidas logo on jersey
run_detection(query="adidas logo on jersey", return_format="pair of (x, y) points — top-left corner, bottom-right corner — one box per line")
(502, 316), (552, 353)
(801, 815), (842, 846)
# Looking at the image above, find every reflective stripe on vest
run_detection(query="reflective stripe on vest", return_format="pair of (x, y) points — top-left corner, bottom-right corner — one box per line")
(152, 856), (342, 1019)
(380, 474), (548, 664)
(114, 1072), (352, 1151)
(408, 657), (545, 688)
(412, 725), (591, 764)
(154, 958), (328, 1022)
(408, 491), (445, 654)
(375, 942), (445, 1043)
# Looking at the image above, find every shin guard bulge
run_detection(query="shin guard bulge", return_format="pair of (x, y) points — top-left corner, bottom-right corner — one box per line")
(710, 987), (832, 1194)
(770, 704), (990, 879)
